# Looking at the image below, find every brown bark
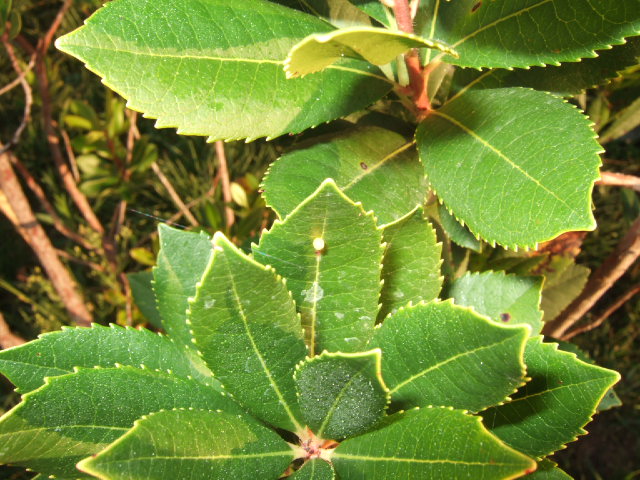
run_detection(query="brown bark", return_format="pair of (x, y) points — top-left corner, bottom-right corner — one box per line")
(0, 312), (25, 349)
(215, 141), (235, 229)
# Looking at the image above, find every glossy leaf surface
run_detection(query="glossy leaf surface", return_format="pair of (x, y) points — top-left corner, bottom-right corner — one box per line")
(371, 301), (529, 412)
(379, 208), (442, 320)
(0, 324), (215, 394)
(448, 271), (544, 335)
(417, 87), (601, 248)
(189, 233), (306, 432)
(332, 407), (535, 479)
(78, 409), (293, 480)
(290, 459), (335, 479)
(56, 0), (391, 141)
(527, 459), (572, 479)
(295, 350), (388, 439)
(0, 366), (242, 477)
(262, 126), (426, 227)
(254, 180), (383, 354)
(482, 337), (620, 458)
(437, 204), (482, 251)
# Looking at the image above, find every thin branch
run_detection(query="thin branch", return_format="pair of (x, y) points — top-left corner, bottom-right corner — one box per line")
(215, 141), (235, 229)
(60, 129), (81, 183)
(543, 215), (640, 339)
(0, 52), (35, 97)
(563, 284), (640, 340)
(151, 162), (200, 227)
(596, 171), (640, 192)
(0, 312), (25, 349)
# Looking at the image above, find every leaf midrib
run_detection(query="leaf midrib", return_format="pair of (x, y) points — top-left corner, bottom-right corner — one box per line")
(333, 453), (520, 466)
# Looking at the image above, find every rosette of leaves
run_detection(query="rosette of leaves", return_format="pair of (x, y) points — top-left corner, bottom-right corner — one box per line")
(0, 181), (619, 479)
(55, 0), (640, 248)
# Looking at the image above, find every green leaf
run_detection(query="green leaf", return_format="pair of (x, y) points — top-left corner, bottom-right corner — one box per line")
(294, 350), (388, 439)
(526, 459), (573, 479)
(262, 126), (426, 227)
(127, 271), (163, 328)
(154, 225), (212, 352)
(417, 87), (602, 248)
(0, 366), (243, 477)
(78, 409), (293, 480)
(254, 179), (383, 354)
(600, 95), (640, 144)
(275, 0), (373, 28)
(285, 26), (456, 77)
(415, 0), (640, 68)
(55, 0), (392, 141)
(436, 203), (482, 252)
(189, 233), (306, 432)
(0, 324), (215, 394)
(371, 301), (529, 412)
(290, 459), (335, 479)
(482, 336), (620, 458)
(540, 257), (590, 322)
(332, 407), (535, 479)
(378, 208), (442, 320)
(448, 270), (544, 335)
(453, 37), (640, 97)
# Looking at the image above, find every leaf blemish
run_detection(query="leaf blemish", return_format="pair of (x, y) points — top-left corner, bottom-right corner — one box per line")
(500, 313), (511, 322)
(471, 1), (482, 12)
(360, 162), (368, 170)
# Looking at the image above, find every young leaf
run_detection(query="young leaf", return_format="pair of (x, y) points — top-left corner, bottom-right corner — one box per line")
(154, 225), (212, 352)
(254, 179), (383, 354)
(55, 0), (391, 141)
(417, 87), (602, 248)
(378, 208), (442, 320)
(414, 0), (640, 68)
(262, 126), (426, 226)
(189, 233), (306, 432)
(294, 350), (388, 439)
(526, 459), (572, 479)
(0, 324), (215, 394)
(78, 409), (294, 480)
(284, 27), (457, 77)
(371, 301), (529, 412)
(332, 407), (535, 479)
(453, 37), (640, 97)
(482, 336), (621, 458)
(290, 459), (335, 479)
(448, 270), (544, 335)
(0, 366), (243, 477)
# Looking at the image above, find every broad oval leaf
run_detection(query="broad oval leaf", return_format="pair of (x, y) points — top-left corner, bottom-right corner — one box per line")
(262, 126), (426, 227)
(482, 336), (620, 458)
(294, 350), (388, 439)
(0, 324), (215, 394)
(55, 0), (392, 141)
(290, 458), (335, 479)
(415, 0), (640, 68)
(527, 459), (572, 479)
(0, 366), (243, 477)
(189, 233), (306, 432)
(371, 301), (529, 412)
(254, 179), (383, 354)
(417, 87), (602, 248)
(332, 407), (535, 479)
(285, 26), (457, 77)
(78, 409), (293, 480)
(273, 0), (373, 28)
(448, 270), (544, 335)
(379, 208), (442, 320)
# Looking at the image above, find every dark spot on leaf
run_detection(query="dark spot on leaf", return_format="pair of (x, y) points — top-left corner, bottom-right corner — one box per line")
(500, 312), (511, 322)
(552, 49), (561, 53)
(471, 2), (482, 12)
(360, 162), (368, 170)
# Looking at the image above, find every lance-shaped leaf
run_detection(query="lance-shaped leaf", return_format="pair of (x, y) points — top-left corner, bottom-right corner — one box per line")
(526, 459), (572, 479)
(417, 87), (602, 248)
(0, 324), (215, 394)
(284, 26), (457, 77)
(379, 208), (442, 320)
(437, 203), (482, 251)
(55, 0), (392, 142)
(290, 458), (335, 479)
(332, 407), (536, 479)
(0, 366), (243, 477)
(371, 301), (529, 412)
(262, 126), (426, 227)
(453, 37), (640, 97)
(154, 225), (212, 352)
(189, 233), (306, 432)
(482, 336), (620, 459)
(448, 271), (544, 335)
(78, 409), (293, 480)
(414, 0), (640, 69)
(254, 179), (383, 354)
(295, 350), (388, 439)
